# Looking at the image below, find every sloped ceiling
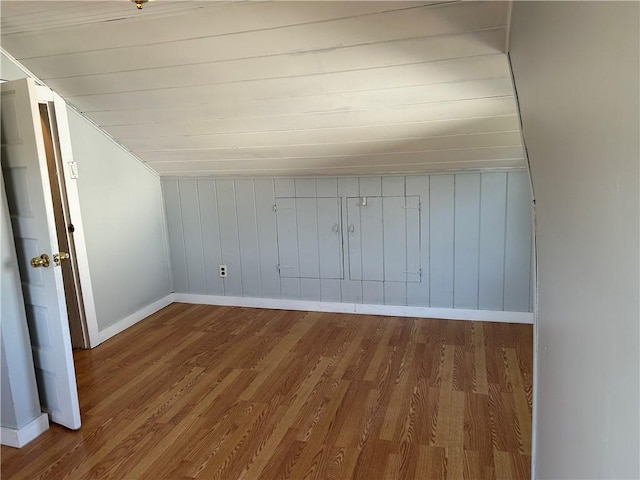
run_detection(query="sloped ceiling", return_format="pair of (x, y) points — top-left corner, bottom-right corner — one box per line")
(0, 0), (524, 177)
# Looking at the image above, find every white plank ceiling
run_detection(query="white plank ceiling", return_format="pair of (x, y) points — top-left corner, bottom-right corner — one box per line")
(0, 0), (524, 177)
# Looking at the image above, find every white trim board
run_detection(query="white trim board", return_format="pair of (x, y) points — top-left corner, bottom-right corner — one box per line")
(1, 413), (49, 448)
(97, 294), (174, 344)
(50, 91), (101, 349)
(172, 293), (534, 324)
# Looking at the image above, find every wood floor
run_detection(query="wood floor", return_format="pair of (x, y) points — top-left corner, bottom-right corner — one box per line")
(1, 303), (533, 480)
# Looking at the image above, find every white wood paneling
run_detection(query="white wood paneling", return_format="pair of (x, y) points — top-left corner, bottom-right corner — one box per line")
(70, 78), (515, 115)
(234, 180), (262, 298)
(405, 196), (421, 284)
(0, 2), (201, 35)
(161, 173), (533, 313)
(347, 197), (364, 281)
(276, 197), (343, 280)
(54, 30), (506, 107)
(295, 198), (321, 278)
(504, 171), (533, 311)
(274, 178), (295, 198)
(478, 173), (507, 310)
(294, 179), (317, 198)
(338, 177), (362, 303)
(150, 147), (523, 176)
(138, 132), (522, 166)
(347, 194), (420, 284)
(196, 179), (224, 295)
(383, 196), (409, 282)
(281, 277), (301, 301)
(274, 197), (300, 278)
(2, 3), (435, 55)
(124, 115), (520, 151)
(316, 178), (338, 198)
(357, 197), (384, 281)
(321, 279), (342, 303)
(178, 179), (206, 294)
(454, 174), (481, 309)
(317, 198), (343, 279)
(406, 176), (430, 306)
(363, 281), (385, 305)
(300, 278), (321, 302)
(161, 180), (187, 292)
(429, 175), (455, 307)
(1, 1), (524, 177)
(385, 282), (408, 306)
(359, 177), (382, 197)
(50, 53), (510, 98)
(99, 98), (518, 138)
(16, 3), (507, 78)
(253, 179), (281, 299)
(215, 180), (243, 296)
(153, 161), (524, 178)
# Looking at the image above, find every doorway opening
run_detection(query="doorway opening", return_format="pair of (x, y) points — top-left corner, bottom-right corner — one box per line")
(38, 101), (88, 349)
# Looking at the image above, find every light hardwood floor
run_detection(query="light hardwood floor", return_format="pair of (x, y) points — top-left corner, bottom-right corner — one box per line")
(1, 303), (533, 479)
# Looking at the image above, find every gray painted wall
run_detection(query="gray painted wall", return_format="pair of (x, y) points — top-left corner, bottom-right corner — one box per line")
(0, 52), (26, 81)
(66, 110), (172, 330)
(510, 2), (639, 478)
(163, 171), (533, 312)
(1, 171), (42, 431)
(1, 51), (173, 332)
(0, 346), (17, 429)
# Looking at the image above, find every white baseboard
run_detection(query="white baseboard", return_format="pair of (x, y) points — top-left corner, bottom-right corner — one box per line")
(97, 294), (174, 344)
(172, 293), (534, 324)
(1, 413), (49, 448)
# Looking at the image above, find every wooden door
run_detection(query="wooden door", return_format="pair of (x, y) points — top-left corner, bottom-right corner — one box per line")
(1, 78), (81, 430)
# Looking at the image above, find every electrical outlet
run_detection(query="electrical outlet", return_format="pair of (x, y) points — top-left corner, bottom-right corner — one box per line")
(219, 265), (227, 278)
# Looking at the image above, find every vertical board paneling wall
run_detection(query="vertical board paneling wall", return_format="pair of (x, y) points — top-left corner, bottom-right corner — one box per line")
(162, 171), (533, 312)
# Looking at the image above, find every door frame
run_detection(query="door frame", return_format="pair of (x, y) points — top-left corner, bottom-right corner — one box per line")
(35, 85), (100, 348)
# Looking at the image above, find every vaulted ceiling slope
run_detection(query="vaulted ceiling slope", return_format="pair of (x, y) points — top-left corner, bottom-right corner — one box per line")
(0, 1), (524, 177)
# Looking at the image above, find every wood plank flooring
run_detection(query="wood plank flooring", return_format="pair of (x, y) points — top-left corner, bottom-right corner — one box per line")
(1, 303), (533, 479)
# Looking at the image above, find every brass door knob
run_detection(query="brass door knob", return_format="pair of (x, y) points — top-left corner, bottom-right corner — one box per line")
(31, 254), (50, 268)
(54, 252), (70, 266)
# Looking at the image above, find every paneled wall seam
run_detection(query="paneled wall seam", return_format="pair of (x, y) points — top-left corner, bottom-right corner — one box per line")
(177, 182), (190, 293)
(314, 186), (322, 299)
(273, 191), (283, 298)
(358, 180), (364, 284)
(338, 181), (346, 302)
(233, 181), (248, 296)
(380, 180), (387, 303)
(195, 181), (206, 294)
(502, 173), (509, 310)
(428, 178), (432, 306)
(252, 179), (263, 298)
(426, 176), (431, 306)
(293, 198), (301, 297)
(404, 195), (408, 288)
(476, 175), (483, 309)
(213, 180), (226, 296)
(452, 175), (457, 308)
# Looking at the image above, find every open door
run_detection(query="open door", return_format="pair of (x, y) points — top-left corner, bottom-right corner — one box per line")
(1, 78), (81, 430)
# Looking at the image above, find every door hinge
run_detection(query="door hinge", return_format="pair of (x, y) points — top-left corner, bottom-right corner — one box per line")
(403, 268), (422, 276)
(276, 264), (296, 273)
(273, 204), (294, 213)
